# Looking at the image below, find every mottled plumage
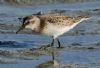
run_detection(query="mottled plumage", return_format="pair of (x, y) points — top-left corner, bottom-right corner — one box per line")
(16, 15), (90, 47)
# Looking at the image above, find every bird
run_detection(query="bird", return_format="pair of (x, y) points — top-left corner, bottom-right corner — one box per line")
(16, 15), (90, 48)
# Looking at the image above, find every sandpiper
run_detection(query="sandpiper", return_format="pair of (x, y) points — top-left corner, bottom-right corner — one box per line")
(16, 15), (90, 48)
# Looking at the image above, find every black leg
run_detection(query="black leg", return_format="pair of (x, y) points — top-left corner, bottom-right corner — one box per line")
(51, 38), (54, 46)
(56, 38), (61, 48)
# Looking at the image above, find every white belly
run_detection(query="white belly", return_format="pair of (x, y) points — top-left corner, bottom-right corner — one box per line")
(42, 24), (69, 38)
(42, 22), (80, 39)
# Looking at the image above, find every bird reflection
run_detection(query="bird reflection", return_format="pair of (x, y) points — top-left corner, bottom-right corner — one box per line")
(36, 47), (75, 68)
(36, 50), (60, 68)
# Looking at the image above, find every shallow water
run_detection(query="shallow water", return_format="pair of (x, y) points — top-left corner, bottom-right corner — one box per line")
(0, 1), (100, 68)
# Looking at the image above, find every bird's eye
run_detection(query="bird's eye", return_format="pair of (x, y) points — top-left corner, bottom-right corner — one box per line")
(31, 21), (35, 24)
(24, 21), (29, 25)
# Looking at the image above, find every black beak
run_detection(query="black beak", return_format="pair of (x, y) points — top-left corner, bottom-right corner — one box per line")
(16, 16), (30, 34)
(16, 17), (25, 34)
(16, 24), (25, 34)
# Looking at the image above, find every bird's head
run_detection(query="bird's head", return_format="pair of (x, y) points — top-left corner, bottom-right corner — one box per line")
(16, 15), (40, 34)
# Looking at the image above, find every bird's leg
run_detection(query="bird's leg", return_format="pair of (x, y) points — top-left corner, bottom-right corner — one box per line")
(40, 38), (54, 49)
(51, 38), (54, 46)
(56, 38), (61, 48)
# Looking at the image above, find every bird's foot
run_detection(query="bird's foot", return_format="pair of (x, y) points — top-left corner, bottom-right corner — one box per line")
(57, 45), (64, 49)
(39, 44), (53, 49)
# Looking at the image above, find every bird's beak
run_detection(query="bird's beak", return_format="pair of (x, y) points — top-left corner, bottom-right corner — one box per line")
(16, 24), (25, 34)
